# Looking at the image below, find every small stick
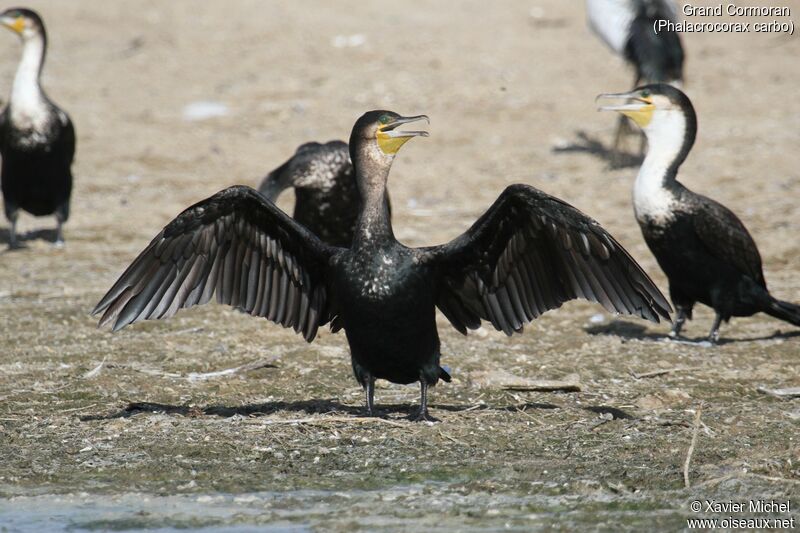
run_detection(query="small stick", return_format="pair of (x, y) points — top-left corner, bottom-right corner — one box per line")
(756, 386), (800, 399)
(746, 473), (800, 485)
(438, 429), (467, 446)
(186, 357), (278, 381)
(632, 366), (703, 379)
(684, 408), (702, 489)
(262, 416), (407, 428)
(502, 379), (581, 393)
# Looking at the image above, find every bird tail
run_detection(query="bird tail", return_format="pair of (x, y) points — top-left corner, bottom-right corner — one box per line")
(765, 298), (800, 327)
(439, 366), (452, 383)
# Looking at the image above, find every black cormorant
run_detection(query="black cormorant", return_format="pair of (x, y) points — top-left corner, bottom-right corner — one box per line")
(0, 8), (74, 248)
(599, 84), (800, 342)
(258, 140), (359, 248)
(93, 111), (670, 421)
(587, 0), (684, 156)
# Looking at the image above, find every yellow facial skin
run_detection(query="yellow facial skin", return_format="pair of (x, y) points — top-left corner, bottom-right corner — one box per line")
(3, 16), (26, 34)
(376, 131), (413, 155)
(622, 97), (655, 127)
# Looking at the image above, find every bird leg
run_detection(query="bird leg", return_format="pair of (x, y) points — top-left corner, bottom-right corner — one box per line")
(53, 207), (68, 247)
(669, 307), (689, 338)
(54, 220), (65, 248)
(409, 378), (438, 423)
(364, 374), (376, 416)
(708, 314), (722, 344)
(8, 219), (18, 249)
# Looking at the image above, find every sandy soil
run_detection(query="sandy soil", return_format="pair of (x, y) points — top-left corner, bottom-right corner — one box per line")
(0, 1), (798, 530)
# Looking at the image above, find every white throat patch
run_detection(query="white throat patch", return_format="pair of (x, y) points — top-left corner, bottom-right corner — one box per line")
(9, 35), (50, 135)
(633, 108), (686, 224)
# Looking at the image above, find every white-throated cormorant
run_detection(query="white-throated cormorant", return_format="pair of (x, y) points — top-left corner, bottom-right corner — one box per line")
(93, 111), (671, 421)
(599, 84), (800, 342)
(258, 140), (359, 248)
(0, 7), (74, 248)
(587, 0), (684, 156)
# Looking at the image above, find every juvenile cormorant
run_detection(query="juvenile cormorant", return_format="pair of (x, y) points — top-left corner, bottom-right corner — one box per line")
(599, 84), (800, 342)
(586, 0), (684, 156)
(0, 8), (75, 248)
(93, 111), (670, 421)
(258, 140), (359, 248)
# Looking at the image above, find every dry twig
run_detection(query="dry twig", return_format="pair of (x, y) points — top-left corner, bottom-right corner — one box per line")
(683, 408), (702, 489)
(631, 366), (703, 379)
(262, 416), (407, 428)
(756, 386), (800, 399)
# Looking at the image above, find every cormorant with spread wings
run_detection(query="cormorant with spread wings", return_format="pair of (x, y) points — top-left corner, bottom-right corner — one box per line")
(94, 110), (670, 421)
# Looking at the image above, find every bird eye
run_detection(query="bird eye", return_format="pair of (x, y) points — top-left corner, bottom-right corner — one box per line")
(640, 89), (651, 98)
(378, 114), (391, 125)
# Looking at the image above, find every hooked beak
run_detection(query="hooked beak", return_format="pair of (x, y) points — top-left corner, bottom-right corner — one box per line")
(596, 91), (651, 112)
(377, 114), (429, 154)
(378, 114), (430, 138)
(0, 15), (25, 34)
(596, 91), (655, 127)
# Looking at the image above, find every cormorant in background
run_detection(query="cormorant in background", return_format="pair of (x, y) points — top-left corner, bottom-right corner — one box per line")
(587, 0), (684, 156)
(258, 140), (359, 248)
(94, 111), (670, 421)
(0, 8), (75, 248)
(599, 84), (800, 342)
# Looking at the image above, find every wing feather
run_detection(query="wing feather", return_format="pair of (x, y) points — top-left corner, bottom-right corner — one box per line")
(421, 184), (671, 335)
(93, 186), (336, 341)
(691, 193), (765, 287)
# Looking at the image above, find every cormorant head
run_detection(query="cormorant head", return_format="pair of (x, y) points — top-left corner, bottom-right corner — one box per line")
(349, 110), (429, 167)
(0, 8), (45, 41)
(596, 83), (694, 139)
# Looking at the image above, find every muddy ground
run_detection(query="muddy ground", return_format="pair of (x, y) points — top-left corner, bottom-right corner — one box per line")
(0, 1), (798, 530)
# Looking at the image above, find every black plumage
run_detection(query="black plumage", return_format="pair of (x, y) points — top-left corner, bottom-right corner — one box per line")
(0, 8), (74, 248)
(94, 110), (670, 420)
(599, 84), (800, 342)
(625, 0), (684, 87)
(258, 141), (359, 248)
(587, 0), (684, 156)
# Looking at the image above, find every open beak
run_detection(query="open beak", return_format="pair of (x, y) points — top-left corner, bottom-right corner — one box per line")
(596, 91), (650, 113)
(596, 91), (655, 127)
(378, 114), (430, 138)
(377, 114), (429, 154)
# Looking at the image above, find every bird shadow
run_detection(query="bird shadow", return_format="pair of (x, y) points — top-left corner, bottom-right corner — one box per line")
(714, 329), (800, 345)
(552, 130), (643, 169)
(584, 320), (665, 341)
(585, 319), (800, 345)
(80, 398), (562, 422)
(0, 227), (61, 249)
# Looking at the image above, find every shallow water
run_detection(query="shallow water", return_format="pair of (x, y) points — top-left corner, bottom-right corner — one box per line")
(0, 483), (686, 532)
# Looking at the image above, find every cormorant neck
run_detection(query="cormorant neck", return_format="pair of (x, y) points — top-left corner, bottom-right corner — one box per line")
(11, 33), (47, 112)
(351, 147), (394, 246)
(636, 108), (696, 192)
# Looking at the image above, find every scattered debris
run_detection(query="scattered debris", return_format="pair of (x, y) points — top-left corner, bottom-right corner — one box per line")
(757, 386), (800, 399)
(636, 389), (692, 411)
(186, 358), (279, 382)
(471, 369), (581, 392)
(331, 34), (366, 48)
(82, 356), (107, 379)
(182, 101), (228, 121)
